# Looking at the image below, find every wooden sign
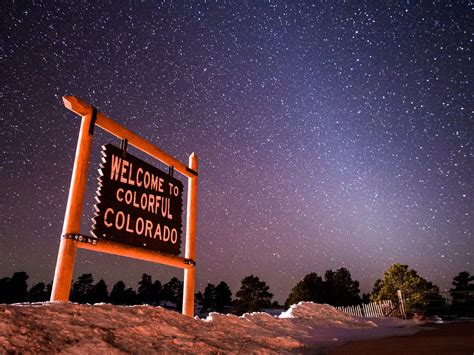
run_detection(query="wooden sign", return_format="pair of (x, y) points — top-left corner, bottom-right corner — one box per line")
(92, 144), (183, 255)
(52, 96), (198, 317)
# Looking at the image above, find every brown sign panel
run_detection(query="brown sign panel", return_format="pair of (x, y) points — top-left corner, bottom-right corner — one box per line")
(91, 144), (183, 255)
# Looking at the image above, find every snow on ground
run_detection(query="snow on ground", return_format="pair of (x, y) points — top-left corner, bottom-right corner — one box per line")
(0, 301), (422, 353)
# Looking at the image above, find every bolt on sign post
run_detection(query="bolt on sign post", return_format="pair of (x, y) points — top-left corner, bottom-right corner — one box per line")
(51, 96), (198, 316)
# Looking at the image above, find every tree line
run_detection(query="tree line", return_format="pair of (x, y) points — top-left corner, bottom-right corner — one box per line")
(0, 272), (272, 316)
(284, 264), (473, 317)
(1, 265), (472, 317)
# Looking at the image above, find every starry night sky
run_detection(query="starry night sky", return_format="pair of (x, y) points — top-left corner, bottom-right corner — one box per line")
(1, 1), (472, 302)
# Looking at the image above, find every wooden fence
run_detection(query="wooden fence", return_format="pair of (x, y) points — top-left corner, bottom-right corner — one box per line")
(336, 300), (401, 318)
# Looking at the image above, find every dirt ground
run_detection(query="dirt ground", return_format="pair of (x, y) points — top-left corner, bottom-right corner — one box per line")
(326, 322), (474, 355)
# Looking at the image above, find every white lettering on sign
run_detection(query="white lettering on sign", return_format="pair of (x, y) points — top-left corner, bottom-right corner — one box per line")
(92, 144), (183, 255)
(115, 187), (172, 219)
(111, 155), (166, 193)
(103, 207), (178, 243)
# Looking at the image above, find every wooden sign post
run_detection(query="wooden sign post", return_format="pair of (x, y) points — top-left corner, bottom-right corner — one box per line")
(51, 96), (198, 316)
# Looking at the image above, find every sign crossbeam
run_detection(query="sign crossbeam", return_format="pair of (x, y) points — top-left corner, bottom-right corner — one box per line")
(63, 96), (197, 178)
(51, 96), (198, 317)
(77, 238), (194, 269)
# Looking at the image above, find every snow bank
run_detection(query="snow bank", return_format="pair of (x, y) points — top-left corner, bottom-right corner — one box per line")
(0, 301), (422, 353)
(278, 302), (422, 350)
(280, 302), (376, 327)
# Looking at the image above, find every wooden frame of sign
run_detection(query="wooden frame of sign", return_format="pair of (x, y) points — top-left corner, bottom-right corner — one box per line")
(50, 96), (198, 317)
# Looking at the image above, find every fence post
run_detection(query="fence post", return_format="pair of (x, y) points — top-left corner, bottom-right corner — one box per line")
(397, 290), (406, 319)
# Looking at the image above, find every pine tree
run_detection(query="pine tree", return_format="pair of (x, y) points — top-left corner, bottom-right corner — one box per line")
(450, 271), (474, 316)
(202, 283), (217, 312)
(70, 274), (94, 303)
(28, 282), (50, 302)
(162, 277), (183, 311)
(88, 279), (109, 304)
(371, 263), (441, 315)
(110, 281), (127, 305)
(195, 291), (204, 313)
(1, 272), (29, 303)
(0, 277), (10, 303)
(123, 287), (138, 305)
(109, 281), (137, 305)
(234, 275), (273, 315)
(137, 274), (154, 305)
(285, 272), (324, 307)
(327, 268), (361, 306)
(361, 293), (371, 304)
(152, 280), (162, 306)
(215, 281), (232, 313)
(202, 281), (232, 313)
(372, 279), (383, 295)
(285, 269), (361, 308)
